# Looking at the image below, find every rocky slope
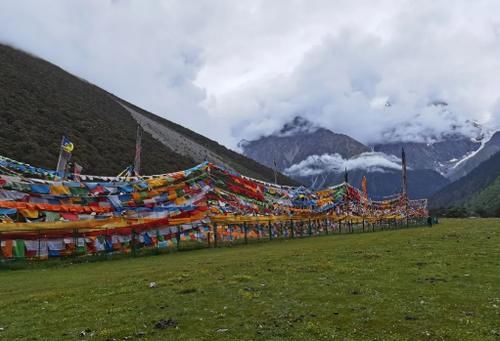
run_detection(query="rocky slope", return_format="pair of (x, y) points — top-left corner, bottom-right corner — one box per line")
(446, 131), (500, 181)
(373, 136), (482, 176)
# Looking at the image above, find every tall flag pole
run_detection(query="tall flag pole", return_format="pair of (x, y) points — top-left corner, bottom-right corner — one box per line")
(362, 175), (368, 217)
(56, 136), (74, 178)
(361, 175), (368, 197)
(402, 147), (409, 225)
(273, 158), (278, 185)
(401, 147), (408, 197)
(342, 167), (350, 223)
(362, 175), (367, 197)
(73, 162), (83, 182)
(134, 125), (143, 176)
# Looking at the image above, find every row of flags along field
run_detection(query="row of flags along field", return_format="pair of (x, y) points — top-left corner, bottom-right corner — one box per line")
(0, 134), (427, 259)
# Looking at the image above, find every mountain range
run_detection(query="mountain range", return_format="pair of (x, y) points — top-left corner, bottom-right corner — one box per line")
(240, 116), (499, 200)
(239, 116), (370, 172)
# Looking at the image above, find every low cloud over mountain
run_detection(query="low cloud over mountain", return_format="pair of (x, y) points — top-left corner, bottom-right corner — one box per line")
(284, 152), (402, 177)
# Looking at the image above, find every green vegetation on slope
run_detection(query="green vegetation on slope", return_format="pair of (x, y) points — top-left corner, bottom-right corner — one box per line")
(469, 176), (500, 217)
(0, 44), (297, 184)
(430, 151), (500, 216)
(0, 219), (498, 340)
(0, 44), (195, 175)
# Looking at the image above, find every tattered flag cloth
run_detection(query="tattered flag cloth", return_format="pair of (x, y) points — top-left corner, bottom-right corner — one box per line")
(0, 154), (427, 260)
(74, 162), (83, 181)
(61, 136), (74, 153)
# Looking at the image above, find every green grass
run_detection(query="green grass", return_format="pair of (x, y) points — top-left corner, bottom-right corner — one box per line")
(0, 219), (499, 340)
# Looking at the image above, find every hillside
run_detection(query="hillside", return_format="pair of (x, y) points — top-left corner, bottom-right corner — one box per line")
(115, 98), (297, 184)
(374, 136), (481, 175)
(429, 150), (500, 215)
(0, 43), (296, 184)
(468, 177), (500, 216)
(0, 44), (195, 175)
(447, 131), (500, 181)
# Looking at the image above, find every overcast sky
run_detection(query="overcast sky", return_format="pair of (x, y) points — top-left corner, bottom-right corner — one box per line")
(1, 0), (499, 148)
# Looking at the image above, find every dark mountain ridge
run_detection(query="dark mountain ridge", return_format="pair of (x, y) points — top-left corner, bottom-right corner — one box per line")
(240, 116), (370, 171)
(447, 131), (500, 181)
(293, 168), (449, 200)
(374, 137), (481, 175)
(429, 150), (500, 211)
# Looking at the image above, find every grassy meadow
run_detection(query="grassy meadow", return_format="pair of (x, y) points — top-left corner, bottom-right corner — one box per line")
(0, 219), (498, 340)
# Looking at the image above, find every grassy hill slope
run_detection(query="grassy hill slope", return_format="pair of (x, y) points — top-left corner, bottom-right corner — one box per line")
(0, 44), (297, 184)
(0, 44), (196, 175)
(429, 151), (500, 216)
(468, 177), (500, 216)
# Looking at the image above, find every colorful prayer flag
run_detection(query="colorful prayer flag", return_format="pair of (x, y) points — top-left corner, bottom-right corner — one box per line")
(74, 162), (83, 181)
(61, 136), (74, 153)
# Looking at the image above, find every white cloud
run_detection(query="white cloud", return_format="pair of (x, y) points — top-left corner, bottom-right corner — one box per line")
(1, 1), (499, 148)
(284, 152), (402, 177)
(0, 0), (211, 136)
(210, 1), (500, 145)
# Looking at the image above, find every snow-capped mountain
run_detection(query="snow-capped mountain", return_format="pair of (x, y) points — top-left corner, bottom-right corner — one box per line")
(240, 116), (496, 198)
(446, 130), (500, 181)
(238, 116), (370, 172)
(374, 122), (498, 177)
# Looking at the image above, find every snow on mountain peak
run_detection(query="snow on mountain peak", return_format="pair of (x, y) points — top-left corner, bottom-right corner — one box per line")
(277, 116), (320, 137)
(379, 106), (486, 145)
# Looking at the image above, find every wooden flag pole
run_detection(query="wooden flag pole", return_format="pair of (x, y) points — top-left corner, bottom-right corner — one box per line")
(134, 125), (143, 176)
(402, 148), (409, 227)
(273, 158), (278, 185)
(56, 136), (72, 179)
